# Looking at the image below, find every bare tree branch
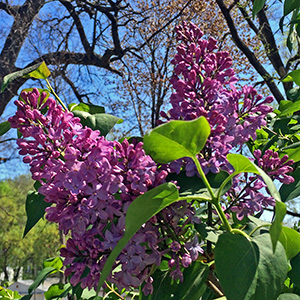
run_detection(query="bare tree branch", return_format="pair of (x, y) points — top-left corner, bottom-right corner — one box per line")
(0, 1), (19, 17)
(59, 0), (92, 55)
(256, 8), (292, 92)
(215, 0), (285, 103)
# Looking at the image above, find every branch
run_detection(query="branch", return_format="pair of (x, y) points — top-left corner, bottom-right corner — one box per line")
(0, 50), (121, 116)
(0, 0), (46, 68)
(77, 0), (124, 55)
(256, 8), (291, 93)
(60, 70), (87, 103)
(59, 0), (92, 56)
(236, 3), (259, 35)
(0, 1), (19, 17)
(138, 0), (194, 50)
(0, 204), (17, 218)
(215, 0), (285, 103)
(264, 207), (300, 219)
(38, 51), (122, 74)
(286, 54), (300, 73)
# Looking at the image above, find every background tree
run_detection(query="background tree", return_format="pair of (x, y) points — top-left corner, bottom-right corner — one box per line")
(0, 175), (60, 283)
(0, 0), (298, 173)
(108, 0), (269, 136)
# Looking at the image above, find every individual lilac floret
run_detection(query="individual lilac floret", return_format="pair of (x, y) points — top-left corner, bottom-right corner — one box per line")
(9, 88), (202, 293)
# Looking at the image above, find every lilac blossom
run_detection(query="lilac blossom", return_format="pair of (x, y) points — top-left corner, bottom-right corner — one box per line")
(159, 22), (294, 219)
(9, 88), (201, 293)
(254, 149), (294, 184)
(160, 22), (273, 174)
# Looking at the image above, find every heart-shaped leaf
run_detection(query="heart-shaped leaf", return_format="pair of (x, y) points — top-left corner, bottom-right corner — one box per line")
(143, 117), (210, 164)
(215, 233), (259, 300)
(69, 102), (105, 114)
(215, 233), (288, 300)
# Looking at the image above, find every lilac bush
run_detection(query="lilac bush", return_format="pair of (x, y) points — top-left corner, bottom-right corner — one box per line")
(7, 22), (297, 298)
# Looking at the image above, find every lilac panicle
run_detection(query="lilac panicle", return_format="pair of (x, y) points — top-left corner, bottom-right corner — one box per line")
(9, 88), (202, 293)
(160, 22), (273, 175)
(160, 22), (294, 219)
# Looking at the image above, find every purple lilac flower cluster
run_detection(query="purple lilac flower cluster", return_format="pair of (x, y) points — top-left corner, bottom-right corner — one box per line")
(227, 148), (295, 219)
(160, 22), (273, 174)
(9, 88), (203, 294)
(254, 149), (294, 184)
(160, 22), (293, 218)
(224, 150), (294, 220)
(228, 174), (276, 220)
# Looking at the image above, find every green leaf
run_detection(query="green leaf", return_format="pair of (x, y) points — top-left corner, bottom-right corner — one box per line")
(139, 269), (173, 300)
(85, 114), (122, 136)
(280, 168), (300, 201)
(284, 0), (300, 16)
(167, 170), (231, 200)
(269, 201), (287, 252)
(227, 154), (285, 250)
(28, 267), (57, 295)
(248, 215), (270, 227)
(44, 284), (66, 300)
(289, 252), (300, 287)
(81, 288), (97, 299)
(0, 121), (11, 136)
(69, 103), (105, 114)
(287, 86), (300, 101)
(201, 288), (216, 300)
(195, 223), (222, 243)
(143, 117), (210, 164)
(1, 62), (50, 93)
(279, 226), (300, 260)
(172, 262), (209, 300)
(43, 257), (63, 271)
(281, 141), (300, 150)
(139, 262), (209, 300)
(278, 100), (300, 117)
(252, 0), (266, 17)
(250, 234), (288, 300)
(54, 284), (72, 299)
(72, 283), (84, 300)
(23, 191), (52, 237)
(273, 117), (293, 135)
(215, 233), (288, 300)
(22, 62), (51, 80)
(96, 182), (179, 293)
(282, 70), (300, 86)
(215, 233), (259, 300)
(277, 294), (300, 300)
(33, 180), (42, 191)
(72, 110), (122, 136)
(278, 100), (293, 112)
(0, 287), (21, 300)
(227, 154), (258, 174)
